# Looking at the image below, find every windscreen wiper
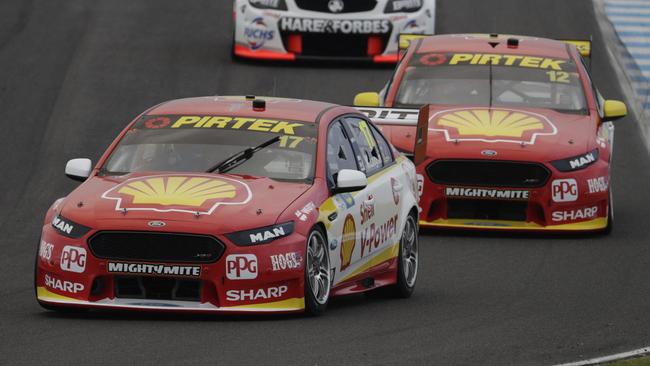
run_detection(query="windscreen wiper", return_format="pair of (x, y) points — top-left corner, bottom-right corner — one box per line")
(97, 167), (129, 176)
(206, 136), (280, 174)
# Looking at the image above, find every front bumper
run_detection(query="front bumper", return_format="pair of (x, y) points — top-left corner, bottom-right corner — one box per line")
(416, 158), (611, 232)
(36, 223), (307, 314)
(232, 1), (434, 62)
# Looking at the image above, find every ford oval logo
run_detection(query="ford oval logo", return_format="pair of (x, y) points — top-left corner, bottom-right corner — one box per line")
(481, 150), (498, 157)
(148, 221), (166, 228)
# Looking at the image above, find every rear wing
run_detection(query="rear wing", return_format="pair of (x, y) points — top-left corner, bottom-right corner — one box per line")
(399, 33), (432, 51)
(356, 107), (419, 126)
(358, 106), (429, 165)
(560, 39), (592, 58)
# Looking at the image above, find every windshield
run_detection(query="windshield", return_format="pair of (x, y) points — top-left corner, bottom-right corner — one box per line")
(102, 115), (317, 182)
(394, 52), (588, 114)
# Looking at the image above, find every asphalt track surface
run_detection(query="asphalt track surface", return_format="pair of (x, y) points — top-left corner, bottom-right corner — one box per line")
(2, 1), (650, 365)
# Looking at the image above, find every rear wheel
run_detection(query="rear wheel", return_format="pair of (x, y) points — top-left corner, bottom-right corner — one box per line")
(387, 212), (418, 298)
(304, 227), (331, 316)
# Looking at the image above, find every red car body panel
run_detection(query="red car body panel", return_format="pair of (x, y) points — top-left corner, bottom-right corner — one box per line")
(36, 96), (419, 313)
(372, 34), (614, 231)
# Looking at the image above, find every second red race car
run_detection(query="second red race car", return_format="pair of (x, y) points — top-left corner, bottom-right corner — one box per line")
(354, 34), (627, 232)
(36, 96), (420, 315)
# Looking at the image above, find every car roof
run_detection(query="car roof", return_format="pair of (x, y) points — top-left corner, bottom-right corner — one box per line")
(147, 96), (341, 123)
(414, 34), (572, 59)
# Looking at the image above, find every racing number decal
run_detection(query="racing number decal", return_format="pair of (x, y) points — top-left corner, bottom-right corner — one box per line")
(358, 121), (376, 148)
(278, 135), (304, 149)
(546, 71), (570, 84)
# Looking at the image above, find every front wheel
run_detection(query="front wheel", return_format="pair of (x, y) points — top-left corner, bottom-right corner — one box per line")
(304, 227), (331, 316)
(387, 212), (418, 298)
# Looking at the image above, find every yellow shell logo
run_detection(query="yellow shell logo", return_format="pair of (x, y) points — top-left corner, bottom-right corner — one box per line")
(431, 108), (557, 144)
(102, 175), (251, 215)
(340, 214), (356, 271)
(119, 177), (236, 206)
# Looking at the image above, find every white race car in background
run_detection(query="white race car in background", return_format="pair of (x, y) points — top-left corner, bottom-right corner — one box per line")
(232, 0), (435, 63)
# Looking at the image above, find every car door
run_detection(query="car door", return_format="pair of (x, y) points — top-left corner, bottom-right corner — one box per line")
(324, 120), (372, 285)
(341, 117), (404, 271)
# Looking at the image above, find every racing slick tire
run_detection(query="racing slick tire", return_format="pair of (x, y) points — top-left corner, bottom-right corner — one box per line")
(304, 226), (331, 316)
(387, 211), (419, 298)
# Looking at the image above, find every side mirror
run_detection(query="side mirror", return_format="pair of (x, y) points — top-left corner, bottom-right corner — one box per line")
(65, 158), (92, 182)
(353, 92), (380, 107)
(603, 100), (627, 121)
(333, 169), (367, 193)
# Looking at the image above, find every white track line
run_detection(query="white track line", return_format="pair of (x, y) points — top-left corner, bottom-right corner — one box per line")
(610, 15), (650, 22)
(606, 8), (650, 15)
(606, 1), (650, 6)
(554, 346), (650, 366)
(628, 46), (650, 55)
(620, 36), (650, 43)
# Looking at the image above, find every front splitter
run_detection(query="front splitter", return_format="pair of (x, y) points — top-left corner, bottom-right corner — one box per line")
(37, 287), (305, 313)
(419, 217), (608, 232)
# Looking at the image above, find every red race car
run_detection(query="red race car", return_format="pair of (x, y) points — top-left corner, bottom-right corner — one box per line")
(354, 34), (627, 232)
(36, 96), (420, 315)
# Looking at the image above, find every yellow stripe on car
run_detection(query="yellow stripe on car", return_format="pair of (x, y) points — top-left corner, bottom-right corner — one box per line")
(338, 241), (399, 284)
(223, 297), (305, 311)
(37, 286), (82, 302)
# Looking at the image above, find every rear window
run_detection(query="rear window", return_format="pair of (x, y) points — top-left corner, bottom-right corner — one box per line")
(395, 52), (588, 114)
(102, 115), (317, 183)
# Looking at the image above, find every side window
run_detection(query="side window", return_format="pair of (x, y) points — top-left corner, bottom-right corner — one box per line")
(369, 124), (394, 165)
(594, 88), (604, 117)
(326, 121), (358, 186)
(344, 117), (383, 175)
(578, 54), (602, 116)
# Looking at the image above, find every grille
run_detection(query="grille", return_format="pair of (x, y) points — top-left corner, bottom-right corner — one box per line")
(304, 33), (376, 57)
(447, 199), (528, 221)
(115, 276), (201, 301)
(88, 232), (225, 263)
(427, 160), (551, 188)
(294, 0), (377, 13)
(280, 32), (390, 57)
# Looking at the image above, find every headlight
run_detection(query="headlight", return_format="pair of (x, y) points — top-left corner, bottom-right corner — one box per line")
(248, 0), (288, 10)
(51, 214), (91, 238)
(384, 0), (423, 13)
(226, 222), (294, 246)
(550, 149), (599, 172)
